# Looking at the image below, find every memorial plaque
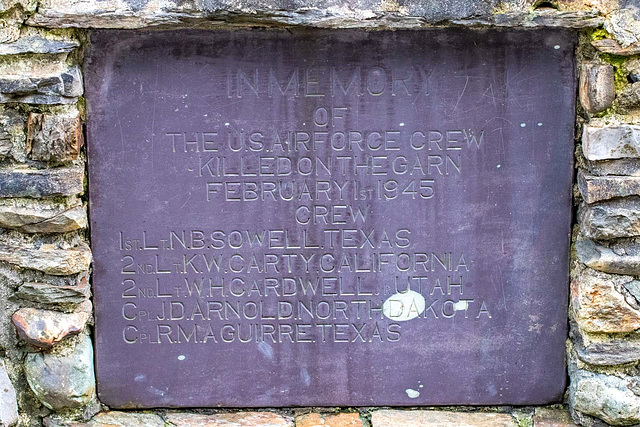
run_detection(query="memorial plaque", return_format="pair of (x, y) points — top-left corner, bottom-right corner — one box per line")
(86, 29), (576, 407)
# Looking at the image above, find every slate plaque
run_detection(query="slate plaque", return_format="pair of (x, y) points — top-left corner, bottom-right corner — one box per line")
(86, 29), (576, 408)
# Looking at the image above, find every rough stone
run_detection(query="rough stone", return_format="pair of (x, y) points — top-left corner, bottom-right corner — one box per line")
(370, 410), (517, 427)
(12, 307), (89, 349)
(16, 280), (90, 309)
(0, 167), (84, 198)
(605, 7), (640, 48)
(533, 408), (577, 426)
(0, 36), (79, 55)
(577, 238), (640, 275)
(570, 370), (640, 425)
(574, 330), (640, 366)
(27, 112), (83, 163)
(592, 38), (640, 56)
(65, 411), (165, 426)
(165, 412), (294, 426)
(580, 197), (640, 240)
(584, 158), (640, 177)
(578, 172), (640, 203)
(0, 243), (92, 276)
(0, 108), (23, 160)
(0, 66), (82, 104)
(617, 82), (640, 112)
(0, 202), (87, 233)
(582, 124), (640, 161)
(580, 64), (615, 114)
(0, 359), (18, 427)
(571, 267), (640, 333)
(296, 412), (363, 427)
(24, 334), (95, 410)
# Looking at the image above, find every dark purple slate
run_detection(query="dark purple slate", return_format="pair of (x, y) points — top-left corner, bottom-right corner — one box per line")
(85, 29), (576, 408)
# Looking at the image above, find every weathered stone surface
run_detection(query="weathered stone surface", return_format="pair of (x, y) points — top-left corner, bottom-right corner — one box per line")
(578, 172), (640, 203)
(605, 7), (640, 48)
(0, 36), (79, 55)
(0, 108), (23, 160)
(16, 280), (90, 309)
(577, 238), (640, 275)
(592, 38), (640, 56)
(25, 334), (95, 410)
(27, 112), (83, 163)
(574, 329), (640, 366)
(165, 412), (294, 426)
(12, 307), (89, 349)
(571, 267), (640, 333)
(296, 413), (363, 427)
(533, 408), (577, 426)
(582, 124), (640, 161)
(66, 411), (165, 426)
(580, 64), (615, 114)
(0, 243), (91, 275)
(570, 370), (640, 426)
(580, 197), (640, 240)
(370, 410), (517, 427)
(617, 82), (640, 112)
(0, 359), (18, 427)
(584, 158), (640, 177)
(0, 202), (87, 233)
(0, 66), (82, 104)
(0, 167), (84, 198)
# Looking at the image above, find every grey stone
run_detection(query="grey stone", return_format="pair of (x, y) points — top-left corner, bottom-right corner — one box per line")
(580, 64), (615, 114)
(617, 82), (640, 112)
(577, 238), (640, 275)
(12, 307), (89, 349)
(0, 359), (18, 427)
(0, 36), (79, 55)
(370, 410), (517, 427)
(580, 198), (640, 240)
(16, 280), (90, 310)
(0, 167), (84, 198)
(0, 108), (25, 161)
(574, 331), (640, 366)
(0, 201), (87, 233)
(0, 66), (82, 105)
(24, 334), (95, 410)
(605, 7), (640, 48)
(533, 408), (577, 427)
(0, 242), (92, 276)
(66, 411), (165, 426)
(570, 369), (640, 425)
(592, 38), (640, 56)
(582, 124), (640, 161)
(27, 112), (83, 163)
(584, 158), (640, 177)
(578, 172), (640, 203)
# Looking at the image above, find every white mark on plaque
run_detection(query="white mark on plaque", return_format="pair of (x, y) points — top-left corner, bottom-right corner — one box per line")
(554, 45), (561, 50)
(134, 374), (146, 382)
(258, 342), (275, 360)
(520, 123), (526, 127)
(177, 355), (186, 361)
(405, 388), (420, 398)
(300, 368), (311, 386)
(399, 122), (405, 127)
(537, 122), (543, 127)
(383, 290), (426, 321)
(453, 300), (468, 311)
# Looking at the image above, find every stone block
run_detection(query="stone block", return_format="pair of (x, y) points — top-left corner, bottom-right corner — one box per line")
(578, 172), (640, 203)
(580, 198), (640, 240)
(571, 267), (640, 334)
(0, 108), (24, 161)
(617, 82), (640, 112)
(0, 359), (18, 427)
(0, 201), (87, 233)
(584, 158), (640, 177)
(0, 35), (79, 55)
(576, 238), (640, 275)
(370, 410), (516, 427)
(12, 307), (89, 349)
(0, 242), (91, 276)
(67, 411), (165, 426)
(165, 412), (294, 426)
(296, 412), (363, 427)
(592, 38), (640, 56)
(0, 167), (84, 198)
(574, 330), (640, 366)
(0, 66), (82, 105)
(579, 64), (615, 114)
(16, 279), (90, 310)
(605, 8), (640, 49)
(27, 112), (83, 163)
(582, 124), (640, 161)
(533, 407), (577, 426)
(25, 334), (95, 410)
(570, 370), (640, 425)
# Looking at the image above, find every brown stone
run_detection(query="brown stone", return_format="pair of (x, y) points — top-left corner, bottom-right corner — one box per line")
(571, 267), (640, 333)
(68, 411), (165, 426)
(12, 307), (89, 349)
(582, 124), (640, 161)
(0, 167), (84, 198)
(370, 410), (516, 427)
(578, 172), (640, 204)
(16, 280), (90, 309)
(533, 407), (577, 426)
(579, 63), (615, 114)
(0, 242), (91, 276)
(165, 412), (293, 426)
(27, 112), (83, 163)
(296, 413), (363, 427)
(0, 202), (87, 233)
(591, 39), (640, 56)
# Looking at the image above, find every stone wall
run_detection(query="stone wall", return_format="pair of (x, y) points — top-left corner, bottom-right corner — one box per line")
(0, 0), (637, 426)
